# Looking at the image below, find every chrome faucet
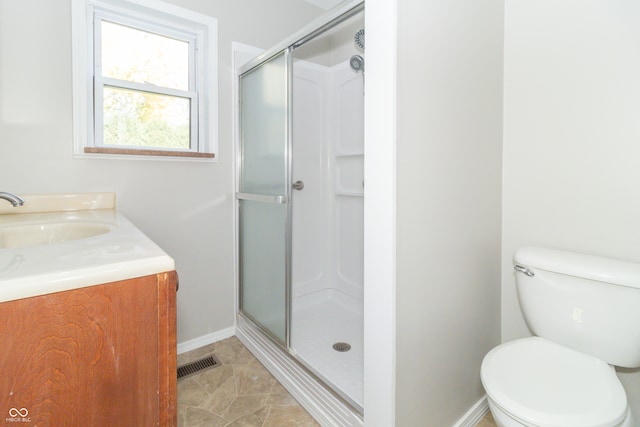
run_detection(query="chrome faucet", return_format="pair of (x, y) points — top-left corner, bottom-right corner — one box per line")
(0, 192), (25, 207)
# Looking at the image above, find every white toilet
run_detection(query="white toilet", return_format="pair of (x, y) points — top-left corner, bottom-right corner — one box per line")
(481, 246), (640, 427)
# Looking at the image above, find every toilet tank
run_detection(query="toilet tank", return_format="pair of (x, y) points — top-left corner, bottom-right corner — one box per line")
(514, 246), (640, 368)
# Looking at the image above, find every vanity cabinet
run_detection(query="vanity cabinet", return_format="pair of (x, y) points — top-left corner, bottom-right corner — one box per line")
(0, 271), (177, 426)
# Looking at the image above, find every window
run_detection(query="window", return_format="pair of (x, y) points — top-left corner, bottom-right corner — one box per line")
(72, 0), (218, 159)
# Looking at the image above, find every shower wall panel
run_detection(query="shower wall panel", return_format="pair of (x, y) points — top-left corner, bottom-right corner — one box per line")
(292, 62), (330, 298)
(331, 62), (364, 302)
(291, 58), (364, 304)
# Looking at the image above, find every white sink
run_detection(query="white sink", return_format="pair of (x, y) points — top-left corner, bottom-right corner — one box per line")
(0, 192), (175, 304)
(0, 222), (113, 249)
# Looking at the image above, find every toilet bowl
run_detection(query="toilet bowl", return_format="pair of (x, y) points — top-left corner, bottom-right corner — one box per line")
(481, 247), (640, 427)
(481, 337), (632, 427)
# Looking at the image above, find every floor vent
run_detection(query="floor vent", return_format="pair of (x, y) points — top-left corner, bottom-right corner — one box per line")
(332, 342), (351, 352)
(177, 355), (221, 379)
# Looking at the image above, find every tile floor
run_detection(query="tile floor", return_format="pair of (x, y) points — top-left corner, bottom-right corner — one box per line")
(177, 336), (497, 427)
(478, 412), (497, 427)
(177, 336), (319, 426)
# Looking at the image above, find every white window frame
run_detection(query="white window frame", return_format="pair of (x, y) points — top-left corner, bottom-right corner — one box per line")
(72, 0), (218, 160)
(93, 11), (199, 153)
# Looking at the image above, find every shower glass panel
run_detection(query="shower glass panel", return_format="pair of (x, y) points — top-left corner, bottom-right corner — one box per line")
(240, 52), (288, 196)
(238, 52), (289, 345)
(239, 200), (287, 343)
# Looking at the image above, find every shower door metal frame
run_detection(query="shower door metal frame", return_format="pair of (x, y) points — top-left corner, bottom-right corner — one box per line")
(236, 0), (363, 353)
(235, 0), (365, 414)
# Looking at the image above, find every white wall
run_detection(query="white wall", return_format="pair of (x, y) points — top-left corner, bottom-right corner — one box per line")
(394, 0), (504, 425)
(502, 0), (640, 421)
(362, 0), (398, 424)
(0, 0), (323, 345)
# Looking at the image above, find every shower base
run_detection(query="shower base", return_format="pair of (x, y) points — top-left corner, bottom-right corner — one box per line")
(291, 289), (363, 409)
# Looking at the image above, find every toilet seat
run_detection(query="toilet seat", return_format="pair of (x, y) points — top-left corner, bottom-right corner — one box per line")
(481, 337), (628, 427)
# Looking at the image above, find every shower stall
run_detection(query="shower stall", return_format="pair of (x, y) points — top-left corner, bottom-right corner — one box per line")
(235, 2), (364, 424)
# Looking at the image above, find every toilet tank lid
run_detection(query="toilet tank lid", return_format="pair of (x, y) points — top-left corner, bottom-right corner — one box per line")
(514, 246), (640, 289)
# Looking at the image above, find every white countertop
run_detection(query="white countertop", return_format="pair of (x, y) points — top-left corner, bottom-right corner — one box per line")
(0, 193), (175, 303)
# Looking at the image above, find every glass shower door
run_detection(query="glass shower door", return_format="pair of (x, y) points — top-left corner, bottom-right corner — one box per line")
(237, 52), (290, 346)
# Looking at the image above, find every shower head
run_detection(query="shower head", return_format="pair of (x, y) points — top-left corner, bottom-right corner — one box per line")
(350, 55), (364, 72)
(354, 29), (364, 50)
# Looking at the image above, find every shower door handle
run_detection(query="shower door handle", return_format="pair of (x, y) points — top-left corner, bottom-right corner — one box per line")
(292, 180), (304, 191)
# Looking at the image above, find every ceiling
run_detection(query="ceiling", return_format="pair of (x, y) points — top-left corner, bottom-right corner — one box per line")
(303, 0), (344, 10)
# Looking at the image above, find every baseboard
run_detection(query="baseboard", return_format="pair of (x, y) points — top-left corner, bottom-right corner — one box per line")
(452, 396), (489, 427)
(176, 326), (235, 355)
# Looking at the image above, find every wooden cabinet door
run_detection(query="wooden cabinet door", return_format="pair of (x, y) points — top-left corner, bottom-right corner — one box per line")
(0, 272), (177, 427)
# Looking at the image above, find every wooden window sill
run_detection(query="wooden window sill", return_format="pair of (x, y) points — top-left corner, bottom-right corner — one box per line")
(85, 147), (215, 158)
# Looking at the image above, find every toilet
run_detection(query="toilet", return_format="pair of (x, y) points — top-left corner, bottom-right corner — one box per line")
(481, 247), (640, 427)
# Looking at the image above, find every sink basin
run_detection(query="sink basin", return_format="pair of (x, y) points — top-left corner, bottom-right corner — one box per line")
(0, 222), (113, 249)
